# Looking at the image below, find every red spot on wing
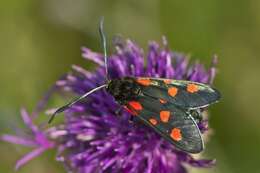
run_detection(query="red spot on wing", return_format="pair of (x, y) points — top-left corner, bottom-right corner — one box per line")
(187, 83), (199, 93)
(149, 118), (158, 125)
(128, 101), (143, 111)
(163, 79), (171, 84)
(160, 111), (170, 123)
(159, 99), (167, 104)
(125, 101), (143, 116)
(170, 128), (182, 141)
(136, 78), (151, 86)
(123, 106), (138, 116)
(168, 87), (178, 97)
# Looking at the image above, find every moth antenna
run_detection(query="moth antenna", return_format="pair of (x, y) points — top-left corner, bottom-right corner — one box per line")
(48, 84), (107, 124)
(99, 17), (109, 82)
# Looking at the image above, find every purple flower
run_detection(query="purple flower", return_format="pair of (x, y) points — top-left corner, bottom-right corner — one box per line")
(2, 37), (217, 173)
(1, 108), (54, 170)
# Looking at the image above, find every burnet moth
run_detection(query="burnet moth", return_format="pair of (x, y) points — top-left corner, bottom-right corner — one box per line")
(48, 18), (221, 154)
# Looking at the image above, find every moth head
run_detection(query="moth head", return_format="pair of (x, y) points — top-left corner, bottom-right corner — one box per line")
(107, 77), (140, 104)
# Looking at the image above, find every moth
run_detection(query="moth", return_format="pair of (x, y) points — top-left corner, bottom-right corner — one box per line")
(48, 18), (221, 154)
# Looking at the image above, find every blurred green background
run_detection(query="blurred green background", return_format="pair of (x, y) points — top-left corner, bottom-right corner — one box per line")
(1, 0), (260, 173)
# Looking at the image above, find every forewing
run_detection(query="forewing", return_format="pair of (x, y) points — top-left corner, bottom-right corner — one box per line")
(135, 77), (221, 109)
(126, 95), (204, 153)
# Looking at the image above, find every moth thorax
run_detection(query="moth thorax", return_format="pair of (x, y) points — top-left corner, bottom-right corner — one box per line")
(107, 77), (140, 104)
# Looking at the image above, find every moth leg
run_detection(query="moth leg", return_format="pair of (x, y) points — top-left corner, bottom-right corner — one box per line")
(129, 115), (134, 123)
(189, 109), (203, 124)
(128, 116), (144, 127)
(114, 106), (136, 125)
(115, 106), (123, 116)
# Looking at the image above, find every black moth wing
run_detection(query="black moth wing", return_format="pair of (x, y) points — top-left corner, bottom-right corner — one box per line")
(137, 77), (221, 110)
(127, 95), (204, 153)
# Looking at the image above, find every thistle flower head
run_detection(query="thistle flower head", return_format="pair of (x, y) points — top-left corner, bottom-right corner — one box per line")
(2, 37), (217, 173)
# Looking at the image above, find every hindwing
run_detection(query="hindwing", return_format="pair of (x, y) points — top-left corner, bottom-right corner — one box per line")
(125, 95), (204, 153)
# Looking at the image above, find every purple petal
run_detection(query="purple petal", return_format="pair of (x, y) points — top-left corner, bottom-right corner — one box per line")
(208, 55), (218, 84)
(81, 47), (104, 66)
(20, 108), (38, 133)
(32, 85), (57, 118)
(15, 147), (47, 170)
(1, 134), (37, 147)
(72, 64), (93, 78)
